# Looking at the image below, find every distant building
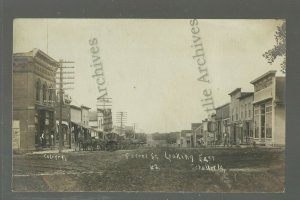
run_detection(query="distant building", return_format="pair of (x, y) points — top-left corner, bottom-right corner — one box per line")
(237, 92), (254, 144)
(178, 130), (193, 148)
(70, 105), (81, 124)
(191, 123), (202, 131)
(228, 88), (253, 145)
(250, 70), (285, 146)
(197, 114), (217, 147)
(81, 105), (90, 126)
(113, 125), (134, 137)
(89, 109), (104, 139)
(70, 104), (91, 147)
(193, 123), (203, 147)
(55, 93), (72, 148)
(215, 103), (230, 144)
(191, 123), (202, 147)
(98, 109), (113, 132)
(146, 133), (168, 147)
(13, 49), (59, 151)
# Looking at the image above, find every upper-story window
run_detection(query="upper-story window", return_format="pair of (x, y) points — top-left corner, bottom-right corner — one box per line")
(42, 83), (47, 103)
(49, 87), (53, 104)
(248, 103), (251, 118)
(36, 80), (41, 101)
(241, 105), (244, 119)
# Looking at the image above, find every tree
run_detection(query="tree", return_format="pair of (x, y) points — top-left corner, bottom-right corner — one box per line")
(125, 129), (134, 138)
(165, 133), (178, 144)
(263, 21), (286, 73)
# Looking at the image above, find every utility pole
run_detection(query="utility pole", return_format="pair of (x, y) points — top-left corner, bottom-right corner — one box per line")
(56, 60), (75, 153)
(116, 112), (127, 136)
(96, 97), (112, 110)
(132, 123), (137, 139)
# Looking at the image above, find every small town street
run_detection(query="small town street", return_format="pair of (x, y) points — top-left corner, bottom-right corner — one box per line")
(13, 147), (285, 192)
(10, 20), (287, 193)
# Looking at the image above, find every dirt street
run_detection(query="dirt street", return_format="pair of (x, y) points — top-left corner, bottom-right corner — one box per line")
(13, 147), (285, 192)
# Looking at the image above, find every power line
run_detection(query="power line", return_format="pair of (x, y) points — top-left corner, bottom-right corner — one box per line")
(57, 59), (75, 153)
(116, 112), (127, 136)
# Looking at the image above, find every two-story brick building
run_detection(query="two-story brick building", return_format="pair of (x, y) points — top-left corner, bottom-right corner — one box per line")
(13, 49), (59, 151)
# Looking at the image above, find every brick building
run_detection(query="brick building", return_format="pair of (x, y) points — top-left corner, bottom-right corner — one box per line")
(13, 49), (59, 151)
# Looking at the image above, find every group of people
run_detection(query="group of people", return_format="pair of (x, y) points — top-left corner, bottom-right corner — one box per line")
(39, 130), (54, 147)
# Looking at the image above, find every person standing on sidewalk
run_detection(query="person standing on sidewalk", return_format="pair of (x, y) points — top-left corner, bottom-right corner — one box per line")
(40, 131), (45, 147)
(50, 132), (54, 146)
(223, 132), (229, 147)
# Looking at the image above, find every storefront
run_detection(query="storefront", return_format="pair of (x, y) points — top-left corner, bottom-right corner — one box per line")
(215, 103), (230, 145)
(35, 107), (56, 148)
(250, 70), (285, 146)
(253, 100), (273, 145)
(56, 120), (71, 148)
(237, 92), (254, 145)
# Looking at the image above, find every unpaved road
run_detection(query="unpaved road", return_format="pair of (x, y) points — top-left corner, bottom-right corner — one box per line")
(13, 147), (285, 192)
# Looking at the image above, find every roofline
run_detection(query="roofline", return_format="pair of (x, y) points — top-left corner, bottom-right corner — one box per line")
(237, 92), (254, 100)
(228, 88), (241, 96)
(250, 70), (277, 84)
(191, 123), (202, 126)
(14, 48), (60, 67)
(70, 105), (81, 110)
(181, 130), (192, 132)
(81, 105), (91, 110)
(215, 102), (230, 110)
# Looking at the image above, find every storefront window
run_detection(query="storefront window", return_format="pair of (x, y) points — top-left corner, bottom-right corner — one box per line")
(260, 104), (265, 138)
(43, 83), (47, 103)
(248, 103), (251, 118)
(254, 116), (259, 138)
(36, 80), (41, 101)
(266, 104), (272, 138)
(241, 105), (243, 119)
(254, 105), (259, 138)
(45, 111), (49, 125)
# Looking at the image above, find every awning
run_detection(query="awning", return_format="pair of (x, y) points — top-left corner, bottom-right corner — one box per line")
(252, 97), (272, 105)
(91, 128), (103, 133)
(71, 121), (91, 129)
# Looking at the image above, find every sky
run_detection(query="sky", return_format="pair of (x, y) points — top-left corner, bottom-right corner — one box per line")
(13, 19), (285, 133)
